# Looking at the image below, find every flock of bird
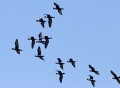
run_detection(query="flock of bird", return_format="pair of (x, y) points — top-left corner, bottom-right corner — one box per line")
(11, 2), (120, 87)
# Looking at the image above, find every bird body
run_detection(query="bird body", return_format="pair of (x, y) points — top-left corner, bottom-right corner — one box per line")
(28, 36), (37, 49)
(53, 2), (63, 15)
(89, 64), (100, 75)
(36, 32), (45, 44)
(56, 70), (65, 83)
(35, 46), (44, 61)
(12, 39), (22, 54)
(87, 75), (96, 87)
(44, 36), (52, 49)
(110, 70), (120, 84)
(36, 18), (46, 28)
(44, 14), (55, 28)
(67, 58), (76, 68)
(56, 58), (65, 70)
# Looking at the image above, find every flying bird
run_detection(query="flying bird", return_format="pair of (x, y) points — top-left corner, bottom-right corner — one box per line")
(44, 14), (55, 28)
(56, 58), (65, 70)
(36, 18), (46, 28)
(43, 36), (52, 49)
(35, 46), (44, 61)
(36, 32), (45, 44)
(53, 2), (64, 15)
(67, 58), (76, 68)
(56, 70), (65, 83)
(110, 70), (120, 84)
(12, 39), (23, 54)
(28, 36), (37, 49)
(89, 64), (100, 75)
(87, 75), (96, 87)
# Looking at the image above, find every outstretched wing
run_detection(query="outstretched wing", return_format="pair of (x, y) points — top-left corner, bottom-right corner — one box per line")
(89, 64), (95, 71)
(60, 64), (64, 70)
(58, 9), (62, 15)
(16, 50), (20, 54)
(91, 80), (95, 87)
(48, 18), (52, 28)
(72, 61), (76, 68)
(116, 79), (120, 84)
(45, 39), (49, 49)
(110, 70), (117, 78)
(41, 22), (45, 28)
(59, 75), (63, 83)
(31, 40), (35, 49)
(15, 39), (19, 49)
(37, 46), (41, 55)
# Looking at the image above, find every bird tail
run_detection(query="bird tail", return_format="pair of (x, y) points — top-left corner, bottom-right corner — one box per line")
(95, 71), (99, 75)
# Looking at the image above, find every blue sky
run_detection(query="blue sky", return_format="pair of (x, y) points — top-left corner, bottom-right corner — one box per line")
(0, 0), (120, 88)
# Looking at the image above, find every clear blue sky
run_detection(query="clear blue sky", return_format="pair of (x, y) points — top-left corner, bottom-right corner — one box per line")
(0, 0), (120, 88)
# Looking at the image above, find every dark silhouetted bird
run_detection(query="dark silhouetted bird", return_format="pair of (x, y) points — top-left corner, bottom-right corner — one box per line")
(44, 14), (55, 28)
(53, 2), (63, 15)
(12, 39), (23, 54)
(36, 18), (46, 28)
(36, 32), (45, 44)
(89, 64), (100, 75)
(43, 36), (52, 49)
(67, 58), (76, 68)
(110, 70), (120, 84)
(35, 46), (44, 61)
(56, 70), (65, 83)
(38, 32), (43, 41)
(56, 58), (65, 70)
(28, 36), (37, 49)
(87, 75), (96, 87)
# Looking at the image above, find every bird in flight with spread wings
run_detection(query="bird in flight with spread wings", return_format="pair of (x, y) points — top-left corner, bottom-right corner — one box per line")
(67, 58), (76, 68)
(12, 39), (23, 54)
(53, 2), (64, 15)
(87, 75), (96, 87)
(56, 70), (65, 83)
(35, 46), (45, 61)
(110, 70), (120, 84)
(44, 14), (55, 28)
(89, 64), (100, 75)
(56, 58), (65, 70)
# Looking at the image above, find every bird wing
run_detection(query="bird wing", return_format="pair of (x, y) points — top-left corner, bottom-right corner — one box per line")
(72, 62), (76, 68)
(40, 57), (44, 61)
(91, 80), (95, 87)
(37, 46), (41, 55)
(116, 79), (120, 84)
(16, 50), (20, 54)
(110, 70), (117, 78)
(89, 64), (95, 71)
(31, 40), (35, 49)
(15, 39), (19, 49)
(59, 75), (63, 83)
(41, 22), (45, 28)
(48, 18), (52, 28)
(45, 39), (49, 49)
(58, 9), (62, 15)
(60, 63), (64, 70)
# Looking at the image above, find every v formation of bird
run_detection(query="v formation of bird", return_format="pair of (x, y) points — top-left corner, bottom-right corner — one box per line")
(11, 2), (120, 86)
